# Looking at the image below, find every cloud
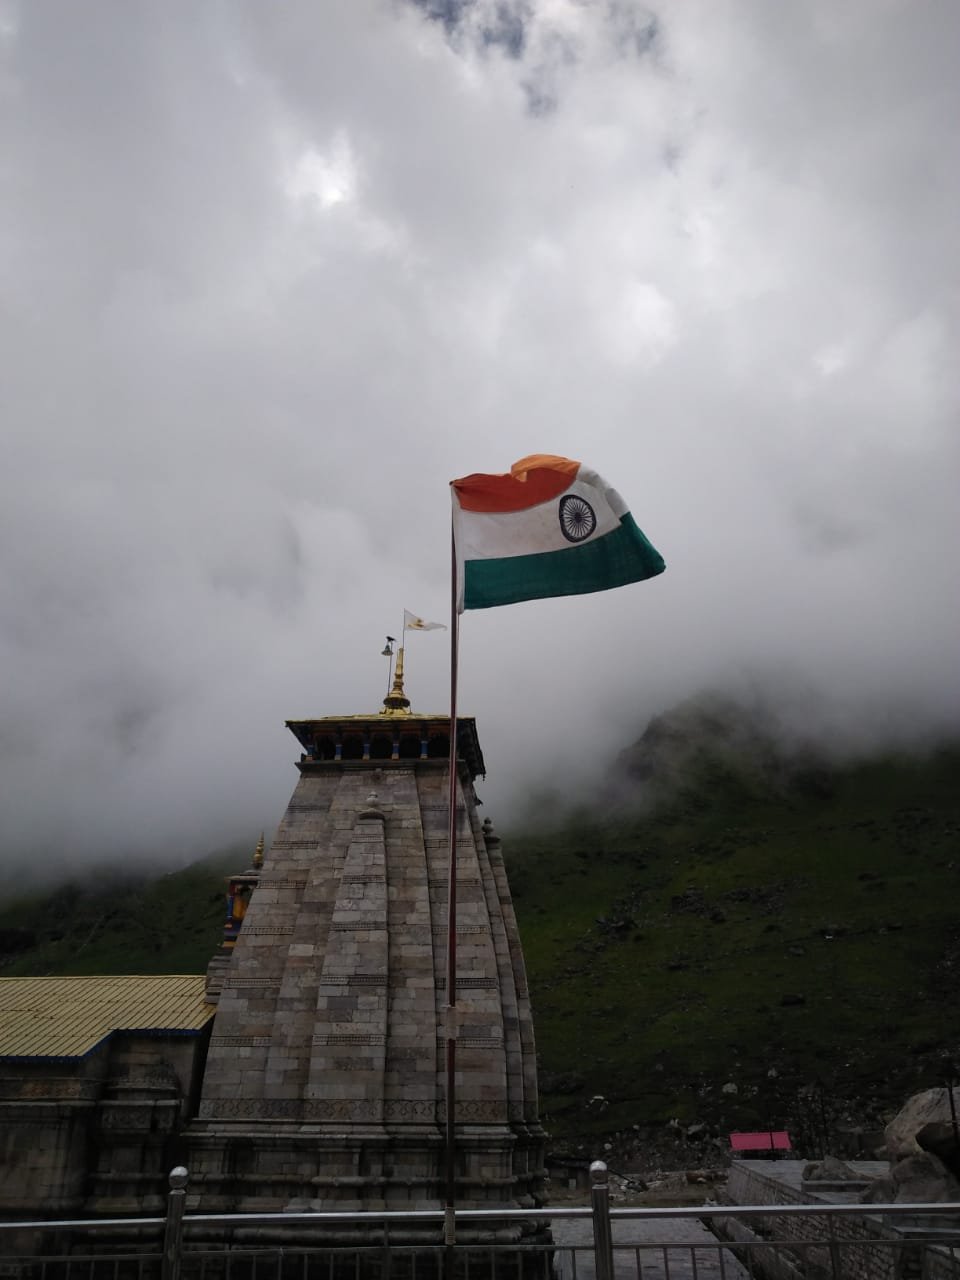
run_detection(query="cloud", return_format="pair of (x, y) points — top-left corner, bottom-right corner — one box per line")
(1, 0), (958, 875)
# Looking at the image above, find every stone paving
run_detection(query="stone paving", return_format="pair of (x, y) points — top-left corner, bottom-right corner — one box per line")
(552, 1214), (751, 1280)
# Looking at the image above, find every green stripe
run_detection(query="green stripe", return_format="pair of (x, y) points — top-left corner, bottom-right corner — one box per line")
(463, 514), (665, 610)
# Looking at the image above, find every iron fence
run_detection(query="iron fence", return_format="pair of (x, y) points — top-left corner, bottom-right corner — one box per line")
(1, 1162), (959, 1280)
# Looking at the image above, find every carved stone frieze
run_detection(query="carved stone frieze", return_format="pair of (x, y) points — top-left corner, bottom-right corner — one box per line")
(99, 1103), (169, 1131)
(437, 1036), (504, 1048)
(318, 975), (385, 986)
(303, 1098), (384, 1121)
(210, 1035), (272, 1048)
(0, 1078), (99, 1101)
(436, 1100), (508, 1122)
(197, 1098), (387, 1122)
(312, 1033), (386, 1046)
(436, 976), (497, 988)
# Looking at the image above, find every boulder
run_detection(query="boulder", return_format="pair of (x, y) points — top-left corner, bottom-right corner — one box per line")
(861, 1152), (960, 1205)
(885, 1088), (958, 1160)
(802, 1155), (865, 1182)
(916, 1120), (960, 1180)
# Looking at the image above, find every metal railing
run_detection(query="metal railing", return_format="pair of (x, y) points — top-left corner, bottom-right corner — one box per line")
(1, 1162), (959, 1280)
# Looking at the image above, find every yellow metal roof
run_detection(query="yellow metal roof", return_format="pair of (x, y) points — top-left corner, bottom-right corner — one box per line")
(0, 975), (214, 1059)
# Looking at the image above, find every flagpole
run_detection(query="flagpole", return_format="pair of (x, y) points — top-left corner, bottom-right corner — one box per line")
(443, 510), (460, 1247)
(399, 611), (406, 691)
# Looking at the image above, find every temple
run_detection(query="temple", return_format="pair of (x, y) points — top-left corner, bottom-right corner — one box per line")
(191, 647), (545, 1214)
(0, 647), (546, 1225)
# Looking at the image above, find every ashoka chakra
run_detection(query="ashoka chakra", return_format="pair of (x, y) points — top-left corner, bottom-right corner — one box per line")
(559, 494), (597, 543)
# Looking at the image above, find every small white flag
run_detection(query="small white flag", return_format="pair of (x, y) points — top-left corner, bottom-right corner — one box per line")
(404, 608), (446, 632)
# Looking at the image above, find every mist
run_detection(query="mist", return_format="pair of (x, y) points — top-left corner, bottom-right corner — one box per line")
(2, 0), (958, 879)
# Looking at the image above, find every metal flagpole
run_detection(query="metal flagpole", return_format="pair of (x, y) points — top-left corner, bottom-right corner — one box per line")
(398, 612), (406, 696)
(443, 513), (461, 1248)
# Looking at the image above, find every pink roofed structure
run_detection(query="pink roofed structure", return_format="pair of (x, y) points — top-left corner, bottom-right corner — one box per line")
(730, 1130), (792, 1151)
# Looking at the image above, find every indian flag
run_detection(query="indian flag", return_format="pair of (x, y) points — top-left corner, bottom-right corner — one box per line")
(451, 454), (665, 611)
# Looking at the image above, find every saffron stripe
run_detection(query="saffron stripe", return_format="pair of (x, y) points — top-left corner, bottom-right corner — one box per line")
(462, 513), (665, 610)
(452, 455), (580, 513)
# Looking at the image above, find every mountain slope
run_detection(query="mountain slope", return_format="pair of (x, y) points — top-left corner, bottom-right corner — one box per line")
(0, 849), (238, 977)
(506, 706), (960, 1145)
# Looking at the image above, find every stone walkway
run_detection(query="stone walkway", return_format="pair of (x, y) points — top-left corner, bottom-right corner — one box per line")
(551, 1214), (751, 1280)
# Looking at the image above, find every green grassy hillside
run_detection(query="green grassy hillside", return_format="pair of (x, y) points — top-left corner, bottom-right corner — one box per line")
(0, 849), (238, 977)
(506, 717), (960, 1146)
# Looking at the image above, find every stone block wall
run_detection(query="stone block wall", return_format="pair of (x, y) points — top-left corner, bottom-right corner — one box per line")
(190, 753), (545, 1216)
(0, 1031), (209, 1218)
(723, 1160), (959, 1280)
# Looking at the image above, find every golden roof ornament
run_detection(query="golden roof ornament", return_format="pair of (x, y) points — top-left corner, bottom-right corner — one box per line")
(382, 644), (412, 716)
(252, 833), (265, 870)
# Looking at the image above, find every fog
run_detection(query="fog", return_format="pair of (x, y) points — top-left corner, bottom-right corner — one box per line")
(2, 0), (958, 877)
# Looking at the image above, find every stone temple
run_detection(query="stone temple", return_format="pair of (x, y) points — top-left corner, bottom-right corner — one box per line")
(0, 658), (545, 1222)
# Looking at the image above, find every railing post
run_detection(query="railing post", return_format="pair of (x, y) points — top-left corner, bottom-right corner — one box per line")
(826, 1213), (842, 1280)
(589, 1160), (614, 1280)
(162, 1166), (189, 1280)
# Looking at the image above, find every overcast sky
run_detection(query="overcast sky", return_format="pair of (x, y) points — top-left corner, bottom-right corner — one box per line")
(2, 0), (958, 876)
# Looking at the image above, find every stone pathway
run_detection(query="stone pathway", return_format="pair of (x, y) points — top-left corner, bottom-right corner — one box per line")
(551, 1214), (751, 1280)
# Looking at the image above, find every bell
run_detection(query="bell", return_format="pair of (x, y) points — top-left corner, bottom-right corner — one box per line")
(381, 643), (393, 657)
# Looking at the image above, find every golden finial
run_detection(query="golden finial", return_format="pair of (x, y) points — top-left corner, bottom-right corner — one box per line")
(382, 645), (412, 715)
(252, 832), (265, 869)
